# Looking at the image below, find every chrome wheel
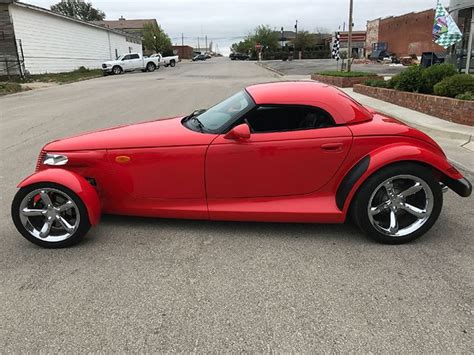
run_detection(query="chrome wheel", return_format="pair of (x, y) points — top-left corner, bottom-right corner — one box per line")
(368, 175), (434, 238)
(18, 188), (80, 242)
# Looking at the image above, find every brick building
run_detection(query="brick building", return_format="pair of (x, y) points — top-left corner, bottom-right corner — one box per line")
(171, 45), (194, 59)
(336, 31), (367, 58)
(93, 17), (157, 38)
(366, 9), (445, 58)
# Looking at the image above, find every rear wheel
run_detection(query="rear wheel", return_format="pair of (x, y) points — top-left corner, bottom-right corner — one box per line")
(169, 60), (176, 67)
(11, 183), (91, 248)
(352, 163), (443, 244)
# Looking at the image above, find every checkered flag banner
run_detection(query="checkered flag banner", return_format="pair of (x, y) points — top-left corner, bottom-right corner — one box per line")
(332, 32), (340, 61)
(433, 1), (462, 48)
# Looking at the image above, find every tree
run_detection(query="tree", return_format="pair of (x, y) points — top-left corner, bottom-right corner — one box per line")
(231, 37), (253, 54)
(230, 25), (279, 54)
(50, 0), (105, 21)
(142, 23), (172, 54)
(293, 31), (316, 50)
(252, 25), (279, 51)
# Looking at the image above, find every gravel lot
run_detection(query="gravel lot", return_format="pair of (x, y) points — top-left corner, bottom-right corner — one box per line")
(1, 58), (472, 352)
(260, 58), (406, 76)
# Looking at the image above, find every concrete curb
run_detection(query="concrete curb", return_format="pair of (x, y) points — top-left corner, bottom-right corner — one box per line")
(255, 62), (285, 76)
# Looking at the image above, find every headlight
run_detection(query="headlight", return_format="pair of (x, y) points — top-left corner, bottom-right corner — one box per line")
(43, 153), (68, 166)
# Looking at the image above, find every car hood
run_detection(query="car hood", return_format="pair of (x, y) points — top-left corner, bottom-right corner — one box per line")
(44, 116), (217, 151)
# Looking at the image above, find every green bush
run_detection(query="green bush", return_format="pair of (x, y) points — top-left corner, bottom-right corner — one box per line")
(387, 75), (401, 89)
(434, 74), (474, 98)
(421, 63), (457, 93)
(364, 79), (389, 88)
(454, 91), (474, 101)
(316, 70), (377, 78)
(393, 65), (427, 92)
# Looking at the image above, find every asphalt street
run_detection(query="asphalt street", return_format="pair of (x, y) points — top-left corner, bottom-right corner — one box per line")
(1, 58), (473, 352)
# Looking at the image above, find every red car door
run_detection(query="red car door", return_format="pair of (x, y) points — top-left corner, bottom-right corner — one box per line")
(205, 105), (353, 199)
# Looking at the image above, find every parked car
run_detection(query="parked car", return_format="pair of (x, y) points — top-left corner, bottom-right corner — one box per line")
(101, 53), (160, 75)
(11, 82), (472, 248)
(192, 54), (207, 61)
(149, 53), (179, 67)
(369, 50), (391, 62)
(230, 52), (250, 60)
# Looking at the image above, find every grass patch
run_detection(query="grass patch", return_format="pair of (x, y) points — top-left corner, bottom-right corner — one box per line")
(28, 67), (102, 84)
(316, 70), (377, 77)
(0, 82), (26, 95)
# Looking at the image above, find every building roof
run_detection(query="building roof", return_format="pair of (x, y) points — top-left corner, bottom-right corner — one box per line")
(93, 18), (157, 30)
(10, 1), (141, 41)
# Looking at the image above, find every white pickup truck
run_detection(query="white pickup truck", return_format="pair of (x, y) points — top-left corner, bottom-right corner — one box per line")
(150, 53), (179, 68)
(101, 53), (160, 75)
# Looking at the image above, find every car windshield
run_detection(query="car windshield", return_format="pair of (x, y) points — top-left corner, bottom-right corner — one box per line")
(188, 90), (254, 133)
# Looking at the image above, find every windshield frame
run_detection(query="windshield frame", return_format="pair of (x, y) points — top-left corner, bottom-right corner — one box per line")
(182, 89), (255, 134)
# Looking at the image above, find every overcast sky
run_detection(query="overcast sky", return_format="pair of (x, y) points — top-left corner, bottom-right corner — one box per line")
(30, 0), (449, 54)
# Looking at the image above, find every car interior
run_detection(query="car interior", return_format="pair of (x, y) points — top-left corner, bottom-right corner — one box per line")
(244, 105), (335, 133)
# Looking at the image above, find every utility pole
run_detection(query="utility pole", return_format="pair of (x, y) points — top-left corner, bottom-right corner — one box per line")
(466, 8), (473, 73)
(347, 0), (354, 72)
(205, 35), (208, 52)
(197, 37), (200, 52)
(181, 32), (184, 46)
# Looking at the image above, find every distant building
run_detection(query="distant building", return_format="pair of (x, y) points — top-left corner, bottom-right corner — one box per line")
(366, 9), (445, 58)
(93, 17), (158, 38)
(0, 0), (142, 75)
(335, 31), (367, 58)
(172, 45), (194, 59)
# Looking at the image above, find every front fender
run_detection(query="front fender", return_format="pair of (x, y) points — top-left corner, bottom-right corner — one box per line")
(340, 143), (467, 212)
(17, 169), (101, 225)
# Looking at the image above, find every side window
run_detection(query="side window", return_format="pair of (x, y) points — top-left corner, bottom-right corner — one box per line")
(245, 105), (335, 133)
(122, 54), (131, 61)
(130, 54), (140, 59)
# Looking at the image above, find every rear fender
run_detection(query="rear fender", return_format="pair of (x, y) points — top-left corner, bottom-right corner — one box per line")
(340, 143), (465, 213)
(17, 169), (101, 225)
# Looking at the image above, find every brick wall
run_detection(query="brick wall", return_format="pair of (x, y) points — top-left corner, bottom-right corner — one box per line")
(354, 84), (474, 126)
(365, 19), (380, 57)
(378, 9), (445, 57)
(311, 74), (381, 88)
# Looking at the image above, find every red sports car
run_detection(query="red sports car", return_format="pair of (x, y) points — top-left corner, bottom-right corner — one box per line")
(12, 82), (471, 248)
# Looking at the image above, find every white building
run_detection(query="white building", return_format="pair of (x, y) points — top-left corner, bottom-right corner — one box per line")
(0, 0), (142, 75)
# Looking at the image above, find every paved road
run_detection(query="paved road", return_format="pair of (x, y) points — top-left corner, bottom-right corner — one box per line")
(260, 58), (406, 76)
(1, 58), (473, 352)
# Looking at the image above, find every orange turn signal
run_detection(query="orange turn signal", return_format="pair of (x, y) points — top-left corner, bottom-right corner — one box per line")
(115, 155), (131, 164)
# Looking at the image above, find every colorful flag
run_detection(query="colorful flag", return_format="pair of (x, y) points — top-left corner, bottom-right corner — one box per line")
(332, 32), (340, 61)
(433, 0), (462, 48)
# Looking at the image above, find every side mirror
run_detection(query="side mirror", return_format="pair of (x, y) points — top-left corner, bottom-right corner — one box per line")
(224, 123), (251, 140)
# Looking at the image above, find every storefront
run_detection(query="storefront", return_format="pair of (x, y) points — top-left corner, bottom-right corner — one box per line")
(448, 0), (474, 73)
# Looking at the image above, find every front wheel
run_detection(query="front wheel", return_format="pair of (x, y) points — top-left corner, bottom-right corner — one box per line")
(352, 163), (443, 244)
(146, 62), (156, 72)
(11, 183), (91, 248)
(112, 65), (122, 75)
